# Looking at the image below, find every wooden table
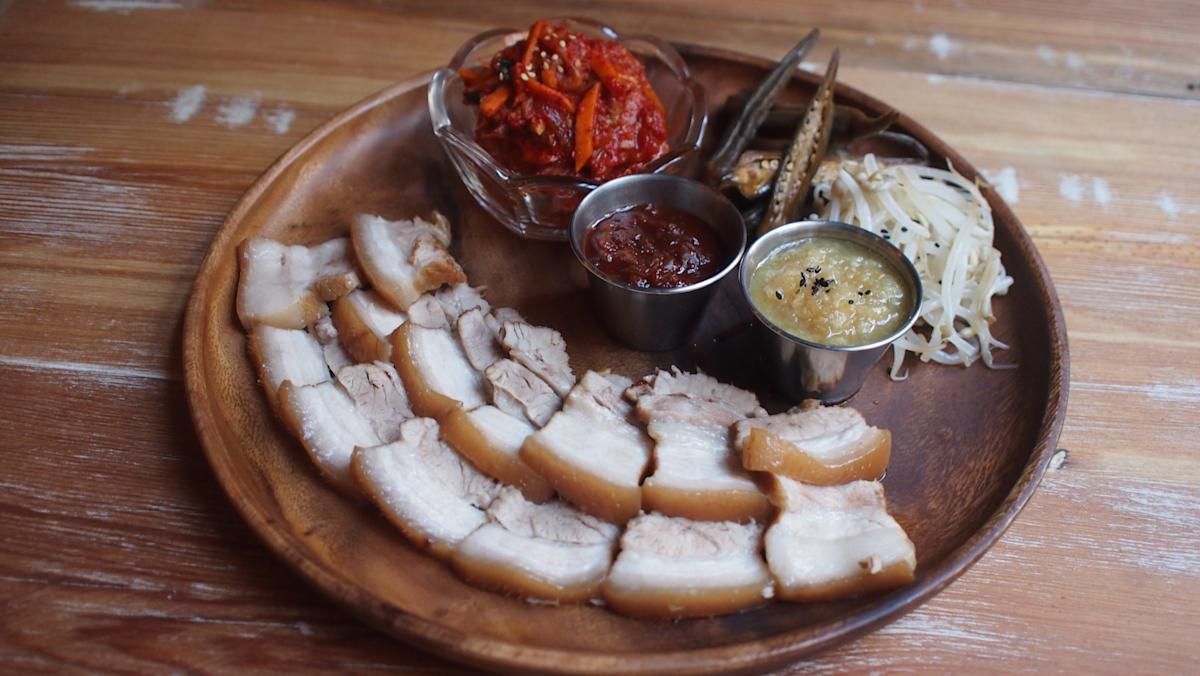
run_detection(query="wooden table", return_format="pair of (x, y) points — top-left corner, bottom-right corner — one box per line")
(1, 1), (1196, 672)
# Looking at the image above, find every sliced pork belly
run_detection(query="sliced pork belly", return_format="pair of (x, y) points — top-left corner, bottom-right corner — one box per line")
(452, 487), (619, 602)
(351, 213), (465, 310)
(335, 361), (413, 442)
(237, 237), (360, 329)
(278, 380), (380, 494)
(765, 478), (915, 601)
(435, 283), (490, 322)
(311, 315), (354, 374)
(562, 370), (637, 424)
(331, 289), (406, 363)
(352, 418), (501, 559)
(248, 325), (330, 410)
(485, 358), (561, 427)
(636, 394), (771, 523)
(391, 322), (487, 418)
(733, 405), (891, 485)
(520, 372), (652, 524)
(489, 306), (526, 328)
(441, 405), (555, 502)
(457, 308), (504, 372)
(626, 368), (766, 418)
(405, 294), (450, 329)
(603, 513), (772, 618)
(311, 269), (361, 303)
(499, 322), (574, 396)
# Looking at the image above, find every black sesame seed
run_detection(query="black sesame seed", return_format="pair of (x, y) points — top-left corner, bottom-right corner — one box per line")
(935, 242), (941, 248)
(848, 300), (854, 305)
(774, 289), (783, 300)
(865, 289), (871, 295)
(901, 226), (908, 232)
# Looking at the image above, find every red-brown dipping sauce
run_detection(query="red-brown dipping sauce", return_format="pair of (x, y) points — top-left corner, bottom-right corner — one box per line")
(584, 205), (727, 289)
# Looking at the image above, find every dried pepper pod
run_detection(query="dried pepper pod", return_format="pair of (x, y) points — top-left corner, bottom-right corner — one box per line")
(721, 127), (928, 200)
(737, 102), (897, 145)
(703, 29), (820, 187)
(722, 150), (781, 200)
(758, 50), (839, 237)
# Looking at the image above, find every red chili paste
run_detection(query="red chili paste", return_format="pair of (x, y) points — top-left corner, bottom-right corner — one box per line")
(585, 205), (727, 289)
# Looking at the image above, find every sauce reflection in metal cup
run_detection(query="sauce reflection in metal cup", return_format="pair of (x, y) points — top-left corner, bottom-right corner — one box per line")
(570, 175), (746, 352)
(739, 220), (923, 403)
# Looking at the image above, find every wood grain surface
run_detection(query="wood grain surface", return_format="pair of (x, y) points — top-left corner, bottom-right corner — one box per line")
(0, 0), (1196, 672)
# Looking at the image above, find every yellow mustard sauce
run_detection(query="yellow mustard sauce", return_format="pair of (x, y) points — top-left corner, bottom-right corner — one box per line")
(749, 237), (910, 347)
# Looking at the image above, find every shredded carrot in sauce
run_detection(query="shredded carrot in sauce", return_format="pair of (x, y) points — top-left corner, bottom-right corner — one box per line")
(574, 83), (601, 172)
(525, 79), (575, 113)
(461, 19), (668, 182)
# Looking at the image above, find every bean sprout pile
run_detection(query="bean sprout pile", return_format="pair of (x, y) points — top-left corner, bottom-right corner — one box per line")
(810, 153), (1014, 378)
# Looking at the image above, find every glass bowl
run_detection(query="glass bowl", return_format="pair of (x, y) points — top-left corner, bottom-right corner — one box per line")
(428, 18), (707, 241)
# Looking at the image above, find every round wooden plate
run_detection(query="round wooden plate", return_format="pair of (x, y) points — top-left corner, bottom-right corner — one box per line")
(183, 44), (1068, 674)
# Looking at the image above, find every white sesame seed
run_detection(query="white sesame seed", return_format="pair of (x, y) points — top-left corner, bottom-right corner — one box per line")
(559, 40), (567, 48)
(520, 73), (529, 81)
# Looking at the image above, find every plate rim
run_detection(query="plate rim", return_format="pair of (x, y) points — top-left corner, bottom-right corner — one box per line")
(182, 42), (1070, 674)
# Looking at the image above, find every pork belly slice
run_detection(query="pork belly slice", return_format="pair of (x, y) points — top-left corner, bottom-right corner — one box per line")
(489, 307), (526, 328)
(352, 418), (501, 559)
(331, 289), (407, 363)
(336, 361), (413, 442)
(406, 294), (450, 329)
(733, 405), (891, 485)
(391, 322), (487, 419)
(278, 380), (380, 494)
(562, 370), (639, 426)
(627, 368), (766, 418)
(458, 306), (540, 380)
(636, 395), (772, 523)
(248, 325), (330, 410)
(765, 478), (915, 602)
(603, 513), (773, 619)
(520, 372), (652, 524)
(441, 405), (554, 502)
(237, 237), (361, 329)
(351, 213), (465, 310)
(457, 308), (504, 372)
(311, 315), (354, 374)
(436, 283), (491, 322)
(499, 322), (575, 397)
(486, 358), (561, 427)
(451, 487), (619, 603)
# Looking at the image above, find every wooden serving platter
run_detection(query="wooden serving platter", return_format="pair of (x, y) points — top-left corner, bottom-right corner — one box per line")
(182, 44), (1068, 674)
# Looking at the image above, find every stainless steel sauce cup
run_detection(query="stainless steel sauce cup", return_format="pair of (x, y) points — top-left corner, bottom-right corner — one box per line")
(570, 174), (746, 351)
(739, 220), (923, 403)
